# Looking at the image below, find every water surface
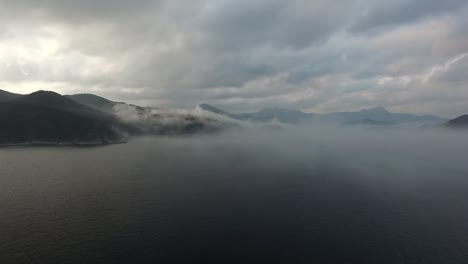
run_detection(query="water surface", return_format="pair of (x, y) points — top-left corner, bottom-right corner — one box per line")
(1, 128), (468, 263)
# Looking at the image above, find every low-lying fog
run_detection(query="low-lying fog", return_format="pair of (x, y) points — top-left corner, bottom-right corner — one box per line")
(1, 126), (468, 263)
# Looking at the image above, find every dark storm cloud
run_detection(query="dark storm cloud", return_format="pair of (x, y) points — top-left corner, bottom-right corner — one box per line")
(0, 0), (467, 117)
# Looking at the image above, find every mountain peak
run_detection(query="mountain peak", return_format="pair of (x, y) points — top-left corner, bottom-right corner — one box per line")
(361, 106), (389, 113)
(69, 93), (113, 103)
(14, 90), (85, 110)
(29, 90), (62, 97)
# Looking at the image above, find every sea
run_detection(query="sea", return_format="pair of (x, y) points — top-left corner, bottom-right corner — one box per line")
(1, 128), (468, 263)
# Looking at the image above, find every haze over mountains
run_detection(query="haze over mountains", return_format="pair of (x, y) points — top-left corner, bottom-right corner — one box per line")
(0, 90), (226, 145)
(0, 89), (466, 146)
(199, 104), (448, 125)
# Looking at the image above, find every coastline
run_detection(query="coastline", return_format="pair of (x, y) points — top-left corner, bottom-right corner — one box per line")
(0, 140), (128, 148)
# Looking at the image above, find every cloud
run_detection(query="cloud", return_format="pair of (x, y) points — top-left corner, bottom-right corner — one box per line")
(350, 0), (467, 33)
(0, 0), (467, 117)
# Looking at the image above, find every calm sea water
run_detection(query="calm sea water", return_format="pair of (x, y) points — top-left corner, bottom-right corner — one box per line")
(1, 129), (468, 263)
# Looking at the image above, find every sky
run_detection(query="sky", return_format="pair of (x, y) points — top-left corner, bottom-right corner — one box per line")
(0, 0), (467, 117)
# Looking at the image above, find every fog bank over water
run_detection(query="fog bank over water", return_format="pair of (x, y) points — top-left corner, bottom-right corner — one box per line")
(1, 126), (468, 263)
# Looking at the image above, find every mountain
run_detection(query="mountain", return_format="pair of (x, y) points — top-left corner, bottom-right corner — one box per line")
(67, 93), (154, 114)
(320, 106), (446, 124)
(65, 92), (231, 135)
(16, 91), (94, 113)
(65, 97), (228, 135)
(245, 108), (313, 123)
(444, 115), (468, 128)
(66, 93), (117, 113)
(200, 104), (447, 125)
(199, 104), (250, 121)
(0, 89), (23, 102)
(0, 90), (229, 146)
(199, 104), (313, 123)
(348, 118), (395, 126)
(131, 112), (229, 135)
(199, 103), (237, 118)
(0, 91), (129, 145)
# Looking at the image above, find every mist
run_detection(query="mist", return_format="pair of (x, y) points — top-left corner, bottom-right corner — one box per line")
(110, 103), (230, 135)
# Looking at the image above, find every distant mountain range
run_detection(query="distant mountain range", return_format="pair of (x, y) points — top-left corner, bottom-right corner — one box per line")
(0, 88), (465, 146)
(199, 104), (448, 125)
(199, 104), (311, 123)
(0, 90), (226, 146)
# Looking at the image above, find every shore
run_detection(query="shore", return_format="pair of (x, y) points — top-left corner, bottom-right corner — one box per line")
(0, 140), (128, 148)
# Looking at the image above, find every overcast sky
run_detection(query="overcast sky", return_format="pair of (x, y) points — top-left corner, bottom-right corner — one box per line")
(0, 0), (467, 117)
